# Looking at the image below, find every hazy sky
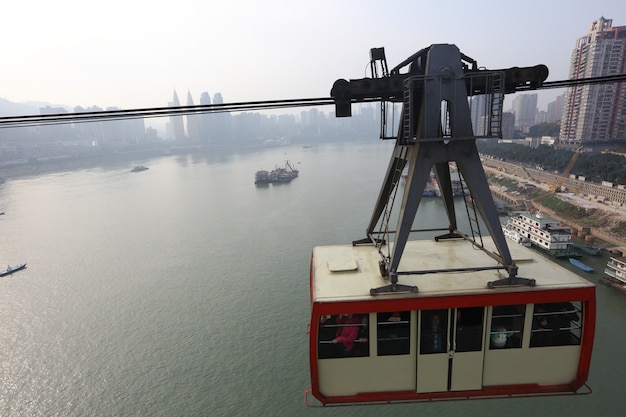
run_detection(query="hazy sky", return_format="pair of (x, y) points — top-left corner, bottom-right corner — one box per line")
(1, 0), (624, 114)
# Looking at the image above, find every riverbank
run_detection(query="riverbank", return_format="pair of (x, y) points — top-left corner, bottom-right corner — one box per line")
(0, 143), (257, 182)
(484, 164), (626, 249)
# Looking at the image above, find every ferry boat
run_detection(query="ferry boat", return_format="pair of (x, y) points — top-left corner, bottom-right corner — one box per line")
(502, 222), (531, 247)
(601, 256), (626, 294)
(255, 160), (299, 184)
(507, 211), (580, 258)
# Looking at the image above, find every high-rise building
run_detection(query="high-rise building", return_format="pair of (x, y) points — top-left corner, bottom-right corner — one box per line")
(199, 92), (212, 144)
(560, 17), (626, 145)
(511, 93), (538, 133)
(501, 112), (515, 139)
(470, 95), (489, 136)
(211, 93), (229, 143)
(546, 94), (565, 124)
(186, 90), (201, 143)
(169, 90), (186, 141)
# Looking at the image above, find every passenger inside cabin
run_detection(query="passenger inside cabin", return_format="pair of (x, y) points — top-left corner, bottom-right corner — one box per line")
(420, 313), (446, 354)
(490, 325), (513, 348)
(431, 315), (444, 352)
(331, 314), (360, 356)
(530, 302), (583, 347)
(453, 307), (484, 352)
(388, 312), (402, 322)
(554, 302), (581, 345)
(490, 304), (525, 349)
(318, 314), (369, 358)
(530, 306), (555, 347)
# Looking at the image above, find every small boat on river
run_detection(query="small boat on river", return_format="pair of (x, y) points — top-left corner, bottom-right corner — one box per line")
(569, 258), (594, 273)
(0, 263), (27, 277)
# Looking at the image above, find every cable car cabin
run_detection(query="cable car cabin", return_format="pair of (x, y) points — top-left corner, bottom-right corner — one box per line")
(308, 237), (595, 405)
(308, 43), (595, 406)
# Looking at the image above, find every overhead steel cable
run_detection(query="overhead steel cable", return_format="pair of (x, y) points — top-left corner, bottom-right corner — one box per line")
(0, 97), (340, 129)
(0, 100), (341, 128)
(520, 73), (626, 91)
(1, 73), (625, 129)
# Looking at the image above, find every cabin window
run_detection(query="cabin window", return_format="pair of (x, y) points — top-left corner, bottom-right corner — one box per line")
(377, 311), (410, 355)
(489, 305), (525, 349)
(454, 307), (484, 352)
(420, 309), (449, 354)
(530, 302), (582, 347)
(317, 314), (369, 359)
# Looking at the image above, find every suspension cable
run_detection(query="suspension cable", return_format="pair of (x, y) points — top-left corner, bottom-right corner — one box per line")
(0, 98), (340, 129)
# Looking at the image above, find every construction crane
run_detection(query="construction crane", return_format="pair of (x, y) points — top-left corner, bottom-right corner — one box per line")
(549, 145), (583, 192)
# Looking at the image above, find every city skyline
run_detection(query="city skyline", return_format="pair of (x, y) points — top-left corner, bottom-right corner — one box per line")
(2, 1), (624, 113)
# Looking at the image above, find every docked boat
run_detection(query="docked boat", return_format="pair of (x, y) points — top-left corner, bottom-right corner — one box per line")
(0, 263), (27, 277)
(602, 255), (626, 294)
(502, 222), (531, 247)
(431, 170), (467, 197)
(131, 166), (148, 172)
(255, 161), (299, 184)
(422, 183), (437, 197)
(572, 242), (602, 256)
(569, 258), (594, 273)
(506, 211), (580, 258)
(401, 168), (437, 196)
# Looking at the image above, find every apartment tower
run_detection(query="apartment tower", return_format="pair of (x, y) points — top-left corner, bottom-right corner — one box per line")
(560, 17), (626, 145)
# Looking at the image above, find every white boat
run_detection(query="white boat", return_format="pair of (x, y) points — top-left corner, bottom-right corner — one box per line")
(502, 222), (531, 247)
(506, 211), (578, 258)
(0, 263), (27, 277)
(602, 256), (626, 294)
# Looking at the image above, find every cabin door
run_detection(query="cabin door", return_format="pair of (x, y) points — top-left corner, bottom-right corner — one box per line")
(416, 308), (485, 393)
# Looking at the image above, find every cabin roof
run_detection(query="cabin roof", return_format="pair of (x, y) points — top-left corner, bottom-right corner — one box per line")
(312, 237), (594, 303)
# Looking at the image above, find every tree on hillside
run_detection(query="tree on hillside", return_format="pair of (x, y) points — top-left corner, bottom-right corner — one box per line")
(528, 122), (560, 137)
(477, 141), (626, 183)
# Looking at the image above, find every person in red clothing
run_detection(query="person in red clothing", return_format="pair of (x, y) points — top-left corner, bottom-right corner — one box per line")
(332, 314), (360, 355)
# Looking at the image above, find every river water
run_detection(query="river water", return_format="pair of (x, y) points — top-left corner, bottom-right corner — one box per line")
(0, 140), (624, 416)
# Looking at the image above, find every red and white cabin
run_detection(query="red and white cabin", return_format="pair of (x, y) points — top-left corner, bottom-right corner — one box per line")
(308, 237), (595, 405)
